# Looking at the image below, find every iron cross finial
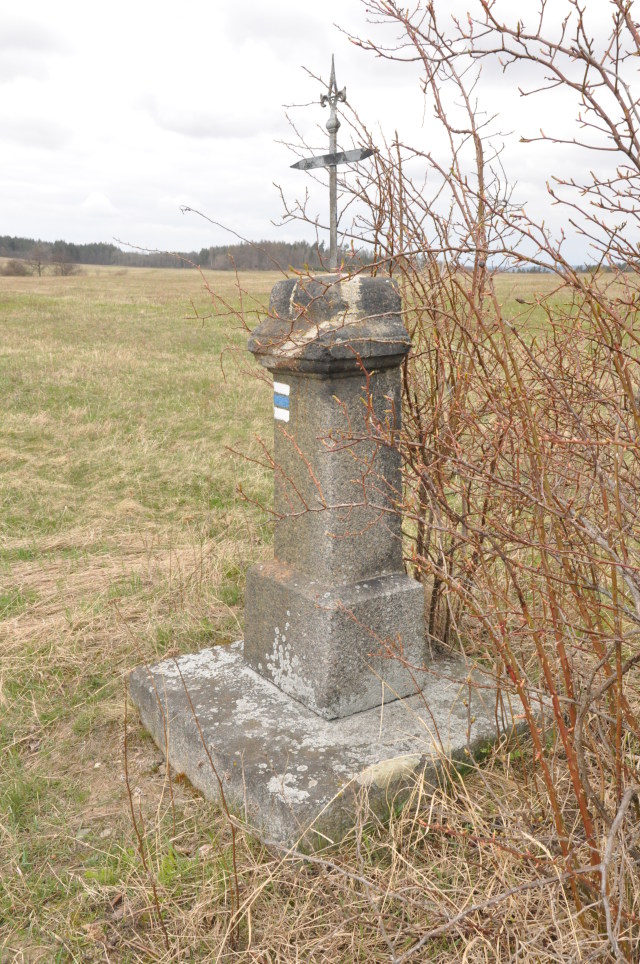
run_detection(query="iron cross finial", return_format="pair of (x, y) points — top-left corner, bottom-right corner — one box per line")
(291, 55), (374, 272)
(320, 55), (346, 114)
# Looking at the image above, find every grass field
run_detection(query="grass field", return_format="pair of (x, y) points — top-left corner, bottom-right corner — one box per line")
(0, 265), (589, 961)
(1, 265), (280, 960)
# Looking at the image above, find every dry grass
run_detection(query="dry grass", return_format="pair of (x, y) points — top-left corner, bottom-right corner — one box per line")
(0, 265), (626, 961)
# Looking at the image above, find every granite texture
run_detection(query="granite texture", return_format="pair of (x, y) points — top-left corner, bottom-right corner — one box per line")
(130, 642), (523, 848)
(270, 366), (405, 584)
(244, 562), (427, 719)
(249, 275), (410, 374)
(244, 271), (427, 717)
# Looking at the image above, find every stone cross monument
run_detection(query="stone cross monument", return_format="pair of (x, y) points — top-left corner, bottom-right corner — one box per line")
(129, 60), (517, 847)
(243, 275), (427, 719)
(244, 57), (426, 719)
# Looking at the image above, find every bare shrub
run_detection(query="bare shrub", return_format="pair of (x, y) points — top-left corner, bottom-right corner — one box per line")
(2, 258), (32, 276)
(265, 0), (640, 955)
(51, 258), (81, 276)
(327, 0), (640, 954)
(166, 3), (640, 955)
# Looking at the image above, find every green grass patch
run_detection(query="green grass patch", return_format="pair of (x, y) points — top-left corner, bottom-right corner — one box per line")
(0, 587), (37, 618)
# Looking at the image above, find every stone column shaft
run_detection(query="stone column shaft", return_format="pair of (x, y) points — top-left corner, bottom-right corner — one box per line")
(244, 275), (426, 720)
(272, 368), (404, 585)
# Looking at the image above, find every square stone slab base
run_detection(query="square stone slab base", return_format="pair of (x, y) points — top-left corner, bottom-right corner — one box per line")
(129, 642), (521, 848)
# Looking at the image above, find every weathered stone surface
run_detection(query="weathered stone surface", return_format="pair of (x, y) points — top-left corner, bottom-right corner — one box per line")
(244, 562), (427, 719)
(129, 642), (522, 847)
(244, 275), (427, 715)
(249, 275), (410, 374)
(245, 276), (427, 719)
(270, 366), (405, 584)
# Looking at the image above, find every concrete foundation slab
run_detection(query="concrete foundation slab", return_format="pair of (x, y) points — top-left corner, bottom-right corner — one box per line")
(130, 641), (521, 848)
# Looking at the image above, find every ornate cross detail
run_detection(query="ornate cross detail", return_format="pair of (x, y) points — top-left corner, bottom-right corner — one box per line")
(291, 56), (375, 271)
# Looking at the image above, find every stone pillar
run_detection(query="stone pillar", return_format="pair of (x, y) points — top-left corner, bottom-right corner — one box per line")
(244, 274), (426, 720)
(129, 271), (522, 847)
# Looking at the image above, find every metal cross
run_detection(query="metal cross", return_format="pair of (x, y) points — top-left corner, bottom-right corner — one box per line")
(291, 56), (375, 272)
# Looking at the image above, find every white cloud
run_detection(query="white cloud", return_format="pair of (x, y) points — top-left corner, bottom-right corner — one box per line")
(0, 51), (50, 83)
(1, 116), (70, 149)
(147, 98), (281, 140)
(80, 192), (119, 216)
(0, 18), (61, 52)
(0, 16), (66, 81)
(221, 3), (333, 54)
(0, 0), (628, 261)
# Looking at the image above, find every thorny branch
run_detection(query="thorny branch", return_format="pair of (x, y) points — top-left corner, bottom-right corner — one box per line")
(270, 0), (640, 954)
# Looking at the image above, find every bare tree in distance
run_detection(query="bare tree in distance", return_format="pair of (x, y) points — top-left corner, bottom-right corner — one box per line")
(28, 244), (48, 277)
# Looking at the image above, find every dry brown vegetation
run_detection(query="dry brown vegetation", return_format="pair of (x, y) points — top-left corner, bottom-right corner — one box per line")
(3, 0), (640, 958)
(265, 0), (640, 957)
(1, 262), (637, 962)
(350, 1), (640, 958)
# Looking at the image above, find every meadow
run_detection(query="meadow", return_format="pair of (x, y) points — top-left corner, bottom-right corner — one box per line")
(1, 265), (277, 960)
(0, 265), (614, 961)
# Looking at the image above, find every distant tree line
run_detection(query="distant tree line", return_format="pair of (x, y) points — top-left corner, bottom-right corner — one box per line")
(200, 240), (335, 271)
(0, 235), (371, 273)
(0, 236), (612, 276)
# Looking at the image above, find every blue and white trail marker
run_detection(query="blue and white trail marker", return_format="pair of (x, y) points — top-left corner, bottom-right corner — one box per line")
(273, 380), (290, 422)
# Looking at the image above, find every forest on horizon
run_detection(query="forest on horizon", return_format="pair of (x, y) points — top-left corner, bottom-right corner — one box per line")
(0, 234), (367, 273)
(0, 234), (568, 274)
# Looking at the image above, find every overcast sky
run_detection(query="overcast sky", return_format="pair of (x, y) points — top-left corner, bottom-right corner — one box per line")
(0, 0), (624, 262)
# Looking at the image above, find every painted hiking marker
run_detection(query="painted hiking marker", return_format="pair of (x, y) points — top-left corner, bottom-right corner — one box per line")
(273, 380), (290, 422)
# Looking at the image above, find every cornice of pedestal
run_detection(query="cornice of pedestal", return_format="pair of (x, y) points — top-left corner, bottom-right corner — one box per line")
(248, 274), (411, 376)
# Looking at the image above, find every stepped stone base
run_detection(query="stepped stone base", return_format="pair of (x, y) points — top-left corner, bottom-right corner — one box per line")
(244, 562), (427, 719)
(129, 641), (522, 848)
